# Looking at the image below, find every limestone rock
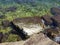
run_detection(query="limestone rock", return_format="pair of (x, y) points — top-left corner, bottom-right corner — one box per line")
(24, 33), (59, 45)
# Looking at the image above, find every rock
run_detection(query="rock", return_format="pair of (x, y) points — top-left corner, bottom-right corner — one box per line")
(24, 33), (59, 45)
(51, 15), (60, 27)
(0, 33), (59, 45)
(5, 6), (17, 12)
(13, 16), (42, 24)
(0, 15), (5, 19)
(0, 41), (25, 45)
(11, 16), (43, 36)
(2, 20), (10, 27)
(0, 32), (3, 43)
(41, 15), (52, 26)
(50, 7), (60, 15)
(54, 36), (60, 44)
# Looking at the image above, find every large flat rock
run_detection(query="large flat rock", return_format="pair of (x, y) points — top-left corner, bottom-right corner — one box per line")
(15, 23), (43, 36)
(24, 33), (60, 45)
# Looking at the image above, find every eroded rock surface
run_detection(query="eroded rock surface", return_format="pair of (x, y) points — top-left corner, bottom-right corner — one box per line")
(24, 33), (59, 45)
(0, 33), (59, 45)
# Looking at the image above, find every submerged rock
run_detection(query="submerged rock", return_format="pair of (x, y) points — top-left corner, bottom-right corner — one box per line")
(0, 15), (5, 19)
(0, 32), (3, 43)
(5, 6), (17, 12)
(50, 7), (60, 15)
(2, 20), (10, 27)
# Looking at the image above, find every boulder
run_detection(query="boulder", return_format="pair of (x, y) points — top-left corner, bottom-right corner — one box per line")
(50, 7), (60, 15)
(5, 6), (17, 12)
(24, 33), (59, 45)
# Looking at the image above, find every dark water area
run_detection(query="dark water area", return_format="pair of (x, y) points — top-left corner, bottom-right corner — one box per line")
(0, 0), (60, 6)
